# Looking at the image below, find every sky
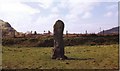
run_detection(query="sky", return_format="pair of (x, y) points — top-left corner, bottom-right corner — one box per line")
(0, 0), (119, 34)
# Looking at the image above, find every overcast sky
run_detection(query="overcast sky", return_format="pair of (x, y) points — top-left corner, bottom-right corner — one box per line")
(0, 0), (118, 34)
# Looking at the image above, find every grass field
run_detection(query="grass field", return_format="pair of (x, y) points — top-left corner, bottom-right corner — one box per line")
(2, 44), (119, 69)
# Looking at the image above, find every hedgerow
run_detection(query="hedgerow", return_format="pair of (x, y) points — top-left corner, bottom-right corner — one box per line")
(2, 35), (118, 47)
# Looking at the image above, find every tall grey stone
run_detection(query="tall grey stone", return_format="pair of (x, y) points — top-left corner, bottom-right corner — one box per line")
(52, 20), (67, 60)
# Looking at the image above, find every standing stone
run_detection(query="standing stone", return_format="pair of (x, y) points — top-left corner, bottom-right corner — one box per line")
(52, 20), (67, 60)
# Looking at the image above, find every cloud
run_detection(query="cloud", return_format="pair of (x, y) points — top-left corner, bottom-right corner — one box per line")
(0, 2), (40, 32)
(116, 11), (118, 16)
(0, 0), (118, 33)
(104, 12), (113, 17)
(38, 0), (53, 9)
(57, 0), (118, 3)
(0, 2), (40, 14)
(82, 12), (92, 19)
(0, 0), (54, 10)
(51, 7), (59, 14)
(106, 4), (118, 10)
(62, 2), (99, 25)
(0, 0), (119, 2)
(33, 13), (63, 33)
(104, 3), (118, 17)
(0, 0), (53, 2)
(34, 1), (99, 30)
(49, 1), (100, 33)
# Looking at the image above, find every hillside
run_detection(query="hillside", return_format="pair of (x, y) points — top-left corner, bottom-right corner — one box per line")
(0, 20), (17, 37)
(98, 26), (119, 35)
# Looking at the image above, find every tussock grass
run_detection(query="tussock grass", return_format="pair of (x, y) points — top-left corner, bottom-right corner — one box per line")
(2, 44), (118, 69)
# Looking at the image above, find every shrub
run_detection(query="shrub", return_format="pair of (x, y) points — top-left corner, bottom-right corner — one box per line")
(2, 34), (118, 47)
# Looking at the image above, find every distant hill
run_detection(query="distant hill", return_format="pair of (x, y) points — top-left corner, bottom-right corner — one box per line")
(98, 26), (119, 35)
(0, 19), (17, 37)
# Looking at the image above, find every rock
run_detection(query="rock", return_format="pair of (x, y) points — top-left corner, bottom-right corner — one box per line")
(66, 62), (69, 64)
(52, 20), (67, 59)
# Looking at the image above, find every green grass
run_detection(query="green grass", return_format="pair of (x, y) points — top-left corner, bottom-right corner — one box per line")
(2, 44), (119, 69)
